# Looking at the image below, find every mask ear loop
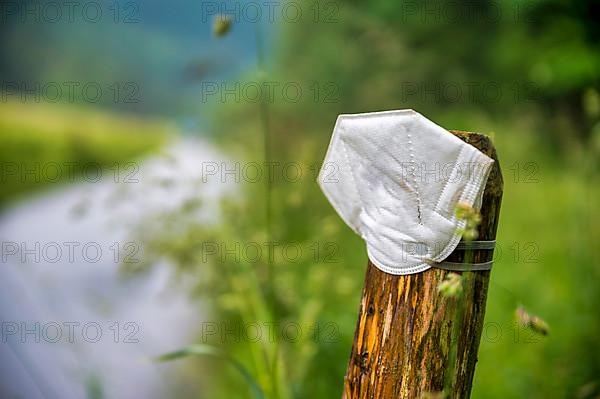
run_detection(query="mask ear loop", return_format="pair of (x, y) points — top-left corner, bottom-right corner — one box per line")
(423, 240), (496, 271)
(455, 240), (496, 250)
(431, 260), (494, 271)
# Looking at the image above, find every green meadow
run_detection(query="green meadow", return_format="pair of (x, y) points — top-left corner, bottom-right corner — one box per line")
(0, 102), (168, 208)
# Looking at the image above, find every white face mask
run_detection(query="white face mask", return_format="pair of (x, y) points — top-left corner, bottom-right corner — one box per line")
(318, 109), (494, 275)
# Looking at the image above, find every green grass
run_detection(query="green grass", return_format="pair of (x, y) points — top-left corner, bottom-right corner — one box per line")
(0, 102), (169, 208)
(134, 111), (599, 399)
(471, 121), (600, 398)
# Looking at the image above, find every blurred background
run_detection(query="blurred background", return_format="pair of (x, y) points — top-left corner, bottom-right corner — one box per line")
(0, 0), (599, 398)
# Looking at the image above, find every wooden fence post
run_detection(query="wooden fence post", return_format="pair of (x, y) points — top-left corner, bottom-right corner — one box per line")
(342, 131), (503, 399)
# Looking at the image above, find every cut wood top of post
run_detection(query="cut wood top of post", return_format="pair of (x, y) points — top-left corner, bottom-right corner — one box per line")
(318, 110), (497, 275)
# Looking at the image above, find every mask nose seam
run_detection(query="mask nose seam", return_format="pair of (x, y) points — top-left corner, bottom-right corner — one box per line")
(406, 131), (424, 225)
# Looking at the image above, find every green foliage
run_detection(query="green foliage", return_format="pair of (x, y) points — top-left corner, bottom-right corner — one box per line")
(136, 1), (599, 397)
(129, 146), (363, 398)
(158, 344), (265, 399)
(85, 374), (104, 399)
(242, 0), (599, 147)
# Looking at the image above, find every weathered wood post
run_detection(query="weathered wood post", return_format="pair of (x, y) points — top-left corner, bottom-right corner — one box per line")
(342, 131), (503, 399)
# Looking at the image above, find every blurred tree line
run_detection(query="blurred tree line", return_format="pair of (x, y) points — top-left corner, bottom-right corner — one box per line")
(215, 0), (600, 155)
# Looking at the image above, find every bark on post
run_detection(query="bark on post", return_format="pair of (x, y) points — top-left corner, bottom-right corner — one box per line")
(342, 131), (503, 399)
